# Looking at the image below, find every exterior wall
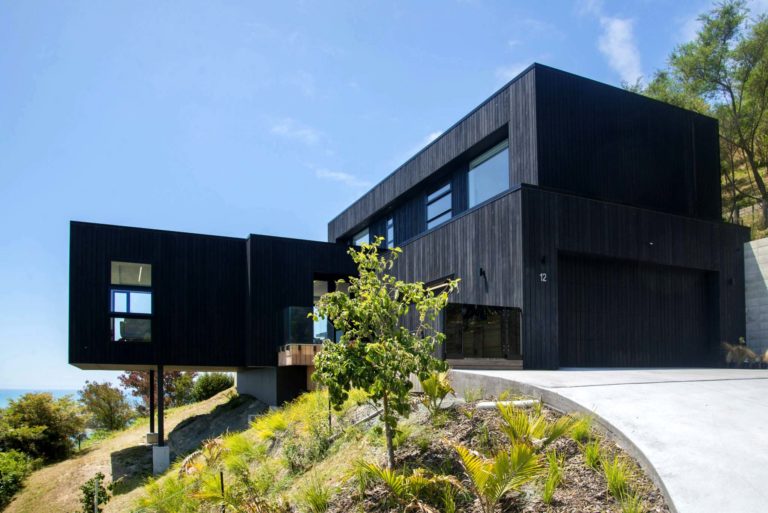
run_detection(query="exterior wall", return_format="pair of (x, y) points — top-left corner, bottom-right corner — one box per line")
(393, 189), (523, 308)
(744, 238), (768, 354)
(69, 222), (247, 369)
(236, 367), (308, 406)
(534, 66), (721, 220)
(521, 187), (749, 368)
(246, 235), (357, 367)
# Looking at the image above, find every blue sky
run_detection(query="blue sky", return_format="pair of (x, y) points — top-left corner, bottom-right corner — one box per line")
(1, 0), (765, 389)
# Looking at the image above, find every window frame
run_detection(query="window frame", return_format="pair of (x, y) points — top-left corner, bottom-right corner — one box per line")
(109, 260), (153, 343)
(426, 182), (452, 230)
(352, 227), (370, 246)
(468, 140), (510, 208)
(386, 217), (395, 248)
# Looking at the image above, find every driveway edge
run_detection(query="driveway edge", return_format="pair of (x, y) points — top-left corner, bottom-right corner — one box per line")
(450, 369), (678, 513)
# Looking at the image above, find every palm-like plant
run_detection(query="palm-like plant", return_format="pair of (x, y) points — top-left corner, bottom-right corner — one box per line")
(358, 461), (462, 512)
(496, 403), (577, 451)
(454, 443), (543, 513)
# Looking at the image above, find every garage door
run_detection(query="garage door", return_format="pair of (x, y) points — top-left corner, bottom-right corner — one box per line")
(558, 254), (718, 367)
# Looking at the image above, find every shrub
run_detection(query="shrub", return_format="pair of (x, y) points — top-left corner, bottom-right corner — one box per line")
(358, 461), (462, 512)
(0, 450), (37, 508)
(253, 410), (288, 442)
(569, 415), (594, 443)
(620, 491), (645, 513)
(542, 450), (564, 505)
(0, 393), (84, 461)
(193, 373), (234, 402)
(454, 443), (543, 513)
(78, 381), (135, 431)
(283, 424), (331, 474)
(419, 371), (454, 415)
(77, 472), (113, 513)
(583, 440), (601, 470)
(602, 455), (631, 500)
(496, 403), (577, 452)
(297, 477), (334, 513)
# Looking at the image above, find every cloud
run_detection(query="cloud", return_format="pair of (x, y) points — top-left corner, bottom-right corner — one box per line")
(315, 169), (371, 188)
(270, 118), (321, 145)
(597, 16), (643, 84)
(581, 1), (642, 84)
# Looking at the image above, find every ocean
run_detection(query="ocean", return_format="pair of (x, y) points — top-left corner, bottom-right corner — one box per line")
(0, 389), (79, 408)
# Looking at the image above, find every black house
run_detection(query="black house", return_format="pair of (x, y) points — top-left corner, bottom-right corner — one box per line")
(69, 64), (749, 407)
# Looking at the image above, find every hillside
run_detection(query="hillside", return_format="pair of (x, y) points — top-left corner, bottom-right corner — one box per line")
(4, 389), (264, 513)
(130, 389), (670, 513)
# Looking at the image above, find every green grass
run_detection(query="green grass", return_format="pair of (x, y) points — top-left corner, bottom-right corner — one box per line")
(569, 415), (594, 443)
(542, 450), (564, 505)
(583, 440), (601, 470)
(602, 455), (631, 500)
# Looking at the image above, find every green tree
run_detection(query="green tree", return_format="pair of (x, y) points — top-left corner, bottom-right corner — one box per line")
(77, 472), (112, 513)
(0, 393), (84, 462)
(0, 450), (37, 508)
(640, 1), (768, 226)
(312, 237), (458, 468)
(192, 372), (234, 402)
(78, 381), (135, 431)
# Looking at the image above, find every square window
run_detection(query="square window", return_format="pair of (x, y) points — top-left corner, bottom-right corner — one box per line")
(111, 261), (152, 287)
(111, 317), (151, 342)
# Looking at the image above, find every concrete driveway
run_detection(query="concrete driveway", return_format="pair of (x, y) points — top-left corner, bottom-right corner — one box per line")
(451, 368), (768, 513)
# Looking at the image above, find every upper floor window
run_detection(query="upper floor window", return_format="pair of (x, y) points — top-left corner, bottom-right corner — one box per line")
(352, 227), (370, 246)
(110, 262), (152, 343)
(386, 217), (395, 248)
(468, 141), (509, 208)
(427, 182), (452, 229)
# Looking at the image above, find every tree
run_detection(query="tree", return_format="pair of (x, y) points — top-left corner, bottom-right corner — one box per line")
(0, 450), (37, 508)
(192, 372), (234, 401)
(312, 237), (458, 468)
(78, 381), (135, 431)
(0, 393), (84, 461)
(117, 371), (198, 410)
(640, 1), (768, 226)
(77, 472), (112, 513)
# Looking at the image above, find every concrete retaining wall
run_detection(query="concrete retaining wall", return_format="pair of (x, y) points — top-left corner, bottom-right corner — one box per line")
(744, 238), (768, 355)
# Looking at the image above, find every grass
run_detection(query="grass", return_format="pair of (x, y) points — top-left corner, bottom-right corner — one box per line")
(583, 440), (601, 470)
(620, 491), (646, 513)
(569, 415), (594, 443)
(602, 454), (632, 501)
(542, 450), (564, 504)
(296, 475), (334, 513)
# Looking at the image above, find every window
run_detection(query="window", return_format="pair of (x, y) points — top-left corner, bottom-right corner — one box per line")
(444, 304), (521, 359)
(313, 280), (329, 343)
(426, 182), (452, 229)
(110, 261), (152, 342)
(468, 141), (509, 207)
(352, 227), (369, 246)
(386, 217), (395, 248)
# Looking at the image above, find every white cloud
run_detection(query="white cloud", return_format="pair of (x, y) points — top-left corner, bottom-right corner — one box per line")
(597, 16), (643, 84)
(270, 118), (321, 145)
(315, 169), (371, 188)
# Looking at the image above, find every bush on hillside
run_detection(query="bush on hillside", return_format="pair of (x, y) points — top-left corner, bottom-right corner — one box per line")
(0, 393), (84, 461)
(79, 381), (135, 431)
(0, 450), (38, 508)
(193, 373), (234, 402)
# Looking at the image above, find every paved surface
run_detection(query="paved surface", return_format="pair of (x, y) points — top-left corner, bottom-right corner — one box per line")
(453, 368), (768, 513)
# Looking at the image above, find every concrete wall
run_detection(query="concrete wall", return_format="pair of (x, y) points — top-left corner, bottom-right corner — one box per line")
(744, 238), (768, 355)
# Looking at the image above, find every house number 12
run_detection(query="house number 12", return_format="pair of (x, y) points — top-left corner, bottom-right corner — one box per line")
(540, 273), (547, 282)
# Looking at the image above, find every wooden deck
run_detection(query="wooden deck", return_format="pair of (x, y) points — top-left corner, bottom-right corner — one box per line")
(446, 358), (523, 370)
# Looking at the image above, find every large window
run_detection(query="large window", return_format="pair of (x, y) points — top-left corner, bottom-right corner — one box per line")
(468, 141), (509, 208)
(426, 183), (452, 229)
(386, 217), (395, 248)
(352, 227), (370, 246)
(444, 303), (521, 359)
(110, 262), (152, 342)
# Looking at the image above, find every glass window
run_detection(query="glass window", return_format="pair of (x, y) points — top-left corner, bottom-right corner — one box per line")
(111, 261), (152, 287)
(111, 290), (152, 314)
(426, 182), (452, 229)
(313, 280), (329, 343)
(111, 317), (151, 342)
(386, 217), (395, 248)
(468, 141), (509, 207)
(444, 304), (521, 359)
(352, 228), (369, 246)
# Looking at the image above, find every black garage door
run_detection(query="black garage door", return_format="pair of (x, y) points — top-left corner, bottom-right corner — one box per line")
(558, 254), (718, 367)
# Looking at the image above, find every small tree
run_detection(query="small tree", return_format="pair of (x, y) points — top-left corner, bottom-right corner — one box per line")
(0, 393), (84, 461)
(118, 371), (198, 410)
(77, 472), (112, 513)
(78, 381), (135, 431)
(312, 237), (458, 468)
(193, 372), (235, 402)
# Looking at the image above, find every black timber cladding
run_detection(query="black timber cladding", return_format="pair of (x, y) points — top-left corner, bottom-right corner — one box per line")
(520, 186), (748, 369)
(69, 221), (247, 369)
(246, 235), (357, 367)
(534, 65), (721, 221)
(69, 223), (357, 370)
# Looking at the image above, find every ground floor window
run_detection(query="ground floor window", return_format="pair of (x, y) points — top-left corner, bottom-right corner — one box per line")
(444, 303), (521, 359)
